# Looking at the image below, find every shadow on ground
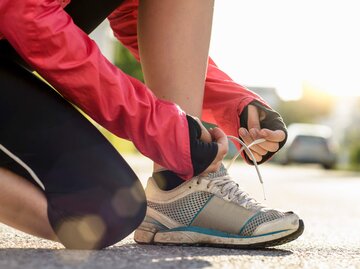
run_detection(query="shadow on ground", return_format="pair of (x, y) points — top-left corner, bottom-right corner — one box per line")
(0, 243), (293, 269)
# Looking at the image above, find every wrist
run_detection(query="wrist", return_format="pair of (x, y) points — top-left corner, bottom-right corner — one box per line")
(186, 115), (218, 176)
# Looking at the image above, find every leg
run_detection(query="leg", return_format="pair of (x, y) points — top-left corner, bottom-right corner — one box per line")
(138, 0), (214, 117)
(0, 167), (57, 241)
(138, 0), (215, 171)
(0, 58), (146, 249)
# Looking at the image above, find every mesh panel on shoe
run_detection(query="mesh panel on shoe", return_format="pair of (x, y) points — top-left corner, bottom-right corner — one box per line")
(207, 164), (227, 179)
(148, 192), (213, 226)
(240, 210), (285, 236)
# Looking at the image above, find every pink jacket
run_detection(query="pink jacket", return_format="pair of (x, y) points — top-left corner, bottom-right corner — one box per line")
(0, 0), (269, 179)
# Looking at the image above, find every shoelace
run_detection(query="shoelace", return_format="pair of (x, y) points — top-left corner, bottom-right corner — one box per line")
(198, 136), (267, 209)
(227, 135), (267, 200)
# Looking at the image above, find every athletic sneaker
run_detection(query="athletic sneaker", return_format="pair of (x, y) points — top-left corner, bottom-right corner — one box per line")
(134, 163), (304, 248)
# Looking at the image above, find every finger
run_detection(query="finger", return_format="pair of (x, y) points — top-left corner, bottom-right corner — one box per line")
(259, 129), (286, 143)
(239, 128), (267, 156)
(251, 128), (281, 152)
(209, 127), (228, 156)
(247, 105), (261, 130)
(245, 105), (267, 156)
(238, 128), (263, 162)
(201, 128), (228, 174)
(244, 147), (262, 163)
(257, 140), (280, 152)
(248, 128), (269, 155)
(245, 150), (262, 163)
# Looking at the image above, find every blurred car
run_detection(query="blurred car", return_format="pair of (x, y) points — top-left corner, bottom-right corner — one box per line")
(275, 123), (337, 169)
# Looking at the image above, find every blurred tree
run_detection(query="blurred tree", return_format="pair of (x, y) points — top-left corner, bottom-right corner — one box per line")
(349, 140), (360, 170)
(278, 83), (335, 125)
(114, 42), (144, 82)
(344, 98), (360, 170)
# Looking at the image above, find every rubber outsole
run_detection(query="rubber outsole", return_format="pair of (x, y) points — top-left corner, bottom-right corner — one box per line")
(135, 219), (305, 249)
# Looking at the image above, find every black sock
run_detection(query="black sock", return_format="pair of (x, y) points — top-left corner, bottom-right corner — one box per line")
(152, 170), (185, 191)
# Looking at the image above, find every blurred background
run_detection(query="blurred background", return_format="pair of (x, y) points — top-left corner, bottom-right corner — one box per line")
(89, 0), (360, 172)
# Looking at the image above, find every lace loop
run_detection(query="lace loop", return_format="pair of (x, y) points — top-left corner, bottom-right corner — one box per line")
(226, 136), (267, 200)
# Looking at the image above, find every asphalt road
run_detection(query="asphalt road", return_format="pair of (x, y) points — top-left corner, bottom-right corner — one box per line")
(1, 155), (359, 269)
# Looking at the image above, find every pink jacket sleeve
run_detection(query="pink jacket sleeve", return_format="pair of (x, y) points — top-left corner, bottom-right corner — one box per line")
(0, 0), (193, 179)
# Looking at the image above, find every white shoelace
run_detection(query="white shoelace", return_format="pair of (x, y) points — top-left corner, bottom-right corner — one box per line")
(199, 136), (267, 210)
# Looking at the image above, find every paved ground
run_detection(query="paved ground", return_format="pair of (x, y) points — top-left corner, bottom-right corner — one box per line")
(1, 155), (359, 269)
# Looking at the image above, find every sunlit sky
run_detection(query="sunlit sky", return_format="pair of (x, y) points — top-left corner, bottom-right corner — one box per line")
(210, 0), (360, 100)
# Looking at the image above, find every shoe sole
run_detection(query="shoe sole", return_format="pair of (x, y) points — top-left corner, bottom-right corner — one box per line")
(134, 219), (304, 249)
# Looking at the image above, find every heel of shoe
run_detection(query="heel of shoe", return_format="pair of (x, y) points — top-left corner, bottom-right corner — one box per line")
(134, 228), (156, 244)
(134, 216), (166, 244)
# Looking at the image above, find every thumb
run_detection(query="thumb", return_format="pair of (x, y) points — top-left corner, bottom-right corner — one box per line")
(259, 129), (286, 142)
(247, 105), (261, 130)
(209, 127), (228, 156)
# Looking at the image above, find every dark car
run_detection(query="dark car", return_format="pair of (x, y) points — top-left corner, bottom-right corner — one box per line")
(276, 124), (337, 169)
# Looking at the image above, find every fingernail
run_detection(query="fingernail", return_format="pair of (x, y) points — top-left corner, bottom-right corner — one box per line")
(250, 129), (257, 138)
(260, 130), (267, 137)
(239, 128), (247, 136)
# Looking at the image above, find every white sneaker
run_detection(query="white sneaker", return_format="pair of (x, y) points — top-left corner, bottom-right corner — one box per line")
(134, 164), (304, 248)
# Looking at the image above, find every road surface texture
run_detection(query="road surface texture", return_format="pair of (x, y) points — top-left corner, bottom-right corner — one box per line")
(1, 155), (359, 269)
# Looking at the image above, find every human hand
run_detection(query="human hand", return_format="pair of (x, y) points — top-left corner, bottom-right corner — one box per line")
(201, 127), (228, 174)
(238, 104), (286, 163)
(188, 116), (228, 175)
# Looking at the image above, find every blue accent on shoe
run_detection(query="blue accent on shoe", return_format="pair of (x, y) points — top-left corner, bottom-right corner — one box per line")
(142, 216), (169, 231)
(189, 195), (214, 226)
(238, 211), (262, 235)
(162, 226), (290, 239)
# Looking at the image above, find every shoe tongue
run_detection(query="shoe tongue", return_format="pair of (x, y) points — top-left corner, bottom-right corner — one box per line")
(207, 164), (228, 179)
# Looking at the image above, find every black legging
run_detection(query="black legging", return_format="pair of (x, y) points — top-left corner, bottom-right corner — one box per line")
(0, 0), (147, 250)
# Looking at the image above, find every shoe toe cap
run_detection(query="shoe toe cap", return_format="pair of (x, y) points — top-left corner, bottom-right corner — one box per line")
(252, 212), (300, 236)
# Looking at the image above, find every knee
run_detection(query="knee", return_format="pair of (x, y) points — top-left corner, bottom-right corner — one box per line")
(47, 180), (147, 250)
